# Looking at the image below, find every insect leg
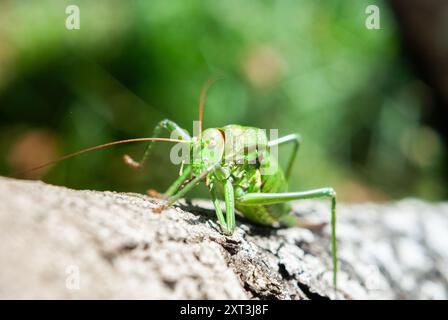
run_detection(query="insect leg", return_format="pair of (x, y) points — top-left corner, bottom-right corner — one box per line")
(237, 188), (337, 289)
(124, 119), (191, 169)
(224, 180), (236, 234)
(154, 164), (217, 213)
(164, 165), (192, 196)
(209, 184), (229, 233)
(147, 164), (192, 199)
(268, 133), (302, 181)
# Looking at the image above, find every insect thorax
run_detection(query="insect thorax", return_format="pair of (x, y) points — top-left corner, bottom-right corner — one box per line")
(191, 125), (270, 177)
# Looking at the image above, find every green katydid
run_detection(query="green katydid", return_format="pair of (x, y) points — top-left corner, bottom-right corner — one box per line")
(14, 79), (338, 289)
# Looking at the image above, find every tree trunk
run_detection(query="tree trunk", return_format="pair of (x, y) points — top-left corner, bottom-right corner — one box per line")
(0, 177), (447, 299)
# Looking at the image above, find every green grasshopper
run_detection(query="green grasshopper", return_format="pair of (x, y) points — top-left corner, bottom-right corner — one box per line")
(16, 79), (337, 288)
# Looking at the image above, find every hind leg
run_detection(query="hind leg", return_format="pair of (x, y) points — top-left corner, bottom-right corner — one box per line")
(237, 188), (337, 288)
(268, 133), (302, 181)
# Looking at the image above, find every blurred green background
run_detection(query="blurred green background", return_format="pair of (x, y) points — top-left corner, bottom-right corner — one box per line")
(0, 0), (446, 201)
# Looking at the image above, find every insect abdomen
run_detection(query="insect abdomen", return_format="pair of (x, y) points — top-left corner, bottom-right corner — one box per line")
(235, 158), (292, 226)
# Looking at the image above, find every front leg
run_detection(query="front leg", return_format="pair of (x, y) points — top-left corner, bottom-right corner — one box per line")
(124, 119), (191, 169)
(146, 165), (192, 200)
(163, 165), (192, 197)
(209, 184), (229, 234)
(237, 188), (337, 289)
(224, 179), (236, 234)
(154, 165), (216, 213)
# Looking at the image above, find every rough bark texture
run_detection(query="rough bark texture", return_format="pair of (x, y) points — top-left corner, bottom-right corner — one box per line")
(0, 177), (447, 299)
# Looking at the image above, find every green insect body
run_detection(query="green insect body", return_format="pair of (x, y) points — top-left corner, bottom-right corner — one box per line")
(207, 125), (292, 227)
(19, 80), (338, 290)
(132, 119), (338, 289)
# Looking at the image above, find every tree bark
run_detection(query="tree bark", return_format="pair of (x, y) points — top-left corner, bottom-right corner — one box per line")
(0, 177), (447, 299)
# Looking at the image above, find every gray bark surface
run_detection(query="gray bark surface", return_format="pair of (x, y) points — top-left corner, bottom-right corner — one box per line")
(0, 177), (447, 299)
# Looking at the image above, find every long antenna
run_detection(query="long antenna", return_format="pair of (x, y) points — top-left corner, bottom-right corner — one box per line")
(11, 137), (189, 177)
(198, 76), (223, 142)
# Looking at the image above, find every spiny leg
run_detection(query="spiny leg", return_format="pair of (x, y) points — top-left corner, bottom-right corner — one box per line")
(237, 188), (337, 289)
(209, 184), (229, 233)
(164, 164), (192, 197)
(224, 180), (236, 234)
(154, 164), (217, 213)
(148, 164), (192, 199)
(268, 133), (302, 181)
(124, 119), (191, 198)
(124, 119), (191, 169)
